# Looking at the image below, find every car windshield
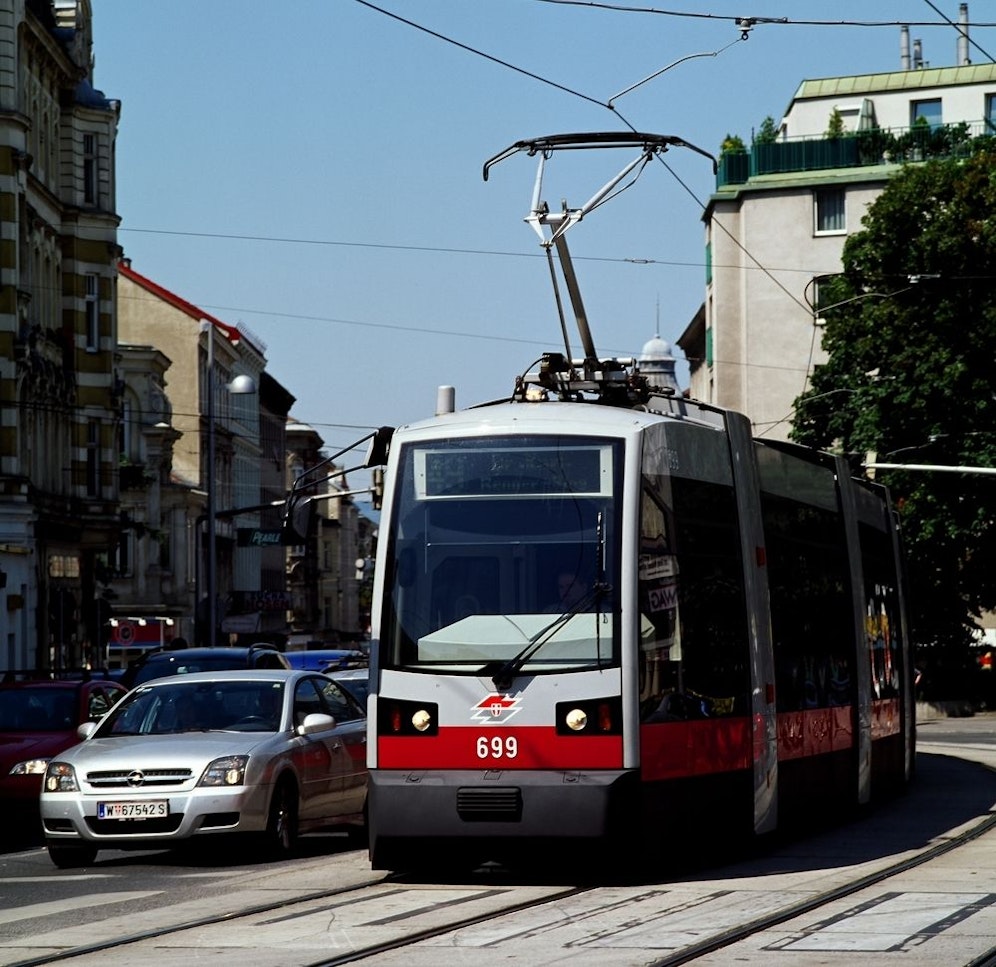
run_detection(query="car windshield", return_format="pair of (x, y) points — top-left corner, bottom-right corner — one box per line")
(98, 680), (285, 736)
(0, 687), (76, 731)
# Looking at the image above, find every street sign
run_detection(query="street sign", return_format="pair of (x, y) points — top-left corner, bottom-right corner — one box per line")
(237, 528), (284, 547)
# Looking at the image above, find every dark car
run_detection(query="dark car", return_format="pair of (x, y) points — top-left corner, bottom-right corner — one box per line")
(284, 649), (367, 672)
(120, 644), (291, 689)
(1, 674), (127, 814)
(326, 666), (369, 709)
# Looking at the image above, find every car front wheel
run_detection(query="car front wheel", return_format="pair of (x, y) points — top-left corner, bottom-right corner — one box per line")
(47, 843), (98, 869)
(263, 778), (298, 858)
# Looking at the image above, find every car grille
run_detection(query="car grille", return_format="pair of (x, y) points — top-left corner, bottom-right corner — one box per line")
(85, 815), (184, 835)
(456, 787), (522, 822)
(86, 768), (194, 789)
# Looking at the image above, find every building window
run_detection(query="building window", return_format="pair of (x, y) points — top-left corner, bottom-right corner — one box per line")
(86, 420), (100, 496)
(911, 98), (942, 130)
(113, 532), (131, 577)
(83, 134), (97, 204)
(85, 274), (99, 351)
(814, 188), (846, 235)
(119, 399), (132, 462)
(48, 554), (80, 578)
(987, 94), (996, 134)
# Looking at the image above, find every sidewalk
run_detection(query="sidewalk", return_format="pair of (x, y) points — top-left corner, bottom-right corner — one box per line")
(916, 709), (996, 771)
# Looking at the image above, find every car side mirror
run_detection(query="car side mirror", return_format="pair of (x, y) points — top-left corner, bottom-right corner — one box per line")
(297, 712), (336, 736)
(77, 721), (97, 741)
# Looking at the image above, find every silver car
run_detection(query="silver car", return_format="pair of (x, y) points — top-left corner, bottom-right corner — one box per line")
(40, 669), (367, 868)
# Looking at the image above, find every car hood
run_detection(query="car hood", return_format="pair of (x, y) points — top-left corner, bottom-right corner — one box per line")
(54, 731), (279, 769)
(0, 731), (75, 768)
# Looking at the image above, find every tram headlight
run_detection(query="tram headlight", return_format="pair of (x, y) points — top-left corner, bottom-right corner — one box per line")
(379, 698), (439, 736)
(555, 696), (623, 736)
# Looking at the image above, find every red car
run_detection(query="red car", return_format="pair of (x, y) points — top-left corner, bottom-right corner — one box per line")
(1, 675), (127, 815)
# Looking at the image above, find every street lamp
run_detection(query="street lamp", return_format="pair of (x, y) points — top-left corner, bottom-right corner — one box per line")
(201, 320), (256, 646)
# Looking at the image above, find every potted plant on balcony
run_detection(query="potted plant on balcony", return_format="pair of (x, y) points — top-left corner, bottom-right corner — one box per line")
(718, 133), (748, 184)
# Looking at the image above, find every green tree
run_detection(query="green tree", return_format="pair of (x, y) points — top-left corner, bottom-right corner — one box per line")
(755, 115), (779, 144)
(825, 107), (845, 139)
(720, 133), (746, 155)
(791, 149), (996, 686)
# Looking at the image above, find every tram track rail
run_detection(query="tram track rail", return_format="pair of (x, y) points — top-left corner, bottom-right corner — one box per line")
(5, 870), (591, 967)
(6, 874), (391, 967)
(647, 805), (996, 967)
(8, 792), (996, 967)
(293, 803), (996, 967)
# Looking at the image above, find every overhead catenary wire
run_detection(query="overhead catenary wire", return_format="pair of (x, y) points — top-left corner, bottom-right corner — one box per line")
(534, 1), (996, 30)
(110, 228), (996, 286)
(352, 0), (611, 110)
(115, 226), (850, 279)
(108, 4), (996, 366)
(347, 0), (839, 329)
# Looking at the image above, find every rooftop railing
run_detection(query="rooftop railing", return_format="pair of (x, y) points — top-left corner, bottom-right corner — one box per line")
(717, 119), (994, 187)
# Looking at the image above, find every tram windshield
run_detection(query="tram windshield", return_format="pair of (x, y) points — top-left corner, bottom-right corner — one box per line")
(378, 434), (621, 674)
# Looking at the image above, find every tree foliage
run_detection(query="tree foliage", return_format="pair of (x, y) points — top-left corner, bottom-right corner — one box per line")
(720, 133), (746, 155)
(791, 149), (996, 661)
(755, 116), (779, 145)
(825, 107), (845, 139)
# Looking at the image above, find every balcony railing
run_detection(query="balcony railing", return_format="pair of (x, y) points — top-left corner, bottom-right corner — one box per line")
(717, 119), (993, 188)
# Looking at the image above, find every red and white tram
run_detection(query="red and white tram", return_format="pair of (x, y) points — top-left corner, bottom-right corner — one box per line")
(363, 134), (914, 872)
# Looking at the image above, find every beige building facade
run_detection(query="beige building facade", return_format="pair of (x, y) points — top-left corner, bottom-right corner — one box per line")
(117, 262), (267, 645)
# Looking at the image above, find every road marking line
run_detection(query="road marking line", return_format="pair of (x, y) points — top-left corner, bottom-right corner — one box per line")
(0, 892), (160, 928)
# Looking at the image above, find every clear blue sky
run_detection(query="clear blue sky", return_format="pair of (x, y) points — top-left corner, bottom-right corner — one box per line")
(92, 1), (995, 461)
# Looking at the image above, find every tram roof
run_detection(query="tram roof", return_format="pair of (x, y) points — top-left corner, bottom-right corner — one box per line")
(394, 396), (727, 439)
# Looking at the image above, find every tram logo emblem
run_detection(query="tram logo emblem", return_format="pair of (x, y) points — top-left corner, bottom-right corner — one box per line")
(471, 693), (521, 723)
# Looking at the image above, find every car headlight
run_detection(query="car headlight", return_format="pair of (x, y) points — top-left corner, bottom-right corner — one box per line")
(44, 761), (79, 792)
(10, 758), (50, 776)
(198, 755), (249, 787)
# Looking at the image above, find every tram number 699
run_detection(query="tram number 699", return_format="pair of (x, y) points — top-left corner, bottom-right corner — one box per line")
(476, 735), (518, 759)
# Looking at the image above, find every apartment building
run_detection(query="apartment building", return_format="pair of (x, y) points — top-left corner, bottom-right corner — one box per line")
(117, 262), (268, 646)
(680, 40), (996, 443)
(0, 0), (121, 670)
(0, 2), (375, 669)
(104, 343), (186, 657)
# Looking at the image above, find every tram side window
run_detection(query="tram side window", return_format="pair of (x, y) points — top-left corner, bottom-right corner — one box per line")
(638, 488), (681, 720)
(638, 478), (750, 721)
(860, 523), (902, 700)
(761, 495), (854, 711)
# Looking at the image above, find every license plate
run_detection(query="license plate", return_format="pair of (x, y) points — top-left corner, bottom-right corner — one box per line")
(98, 800), (168, 820)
